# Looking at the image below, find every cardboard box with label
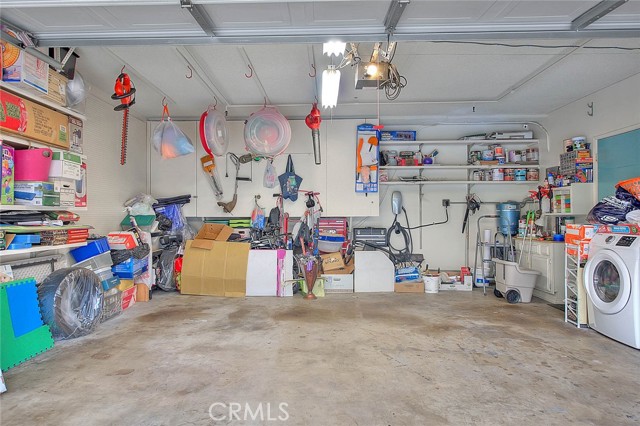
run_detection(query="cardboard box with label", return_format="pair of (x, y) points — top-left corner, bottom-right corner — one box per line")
(49, 150), (82, 180)
(181, 224), (251, 297)
(1, 41), (49, 94)
(75, 159), (87, 207)
(51, 177), (75, 207)
(0, 89), (69, 149)
(394, 281), (425, 293)
(68, 117), (83, 154)
(322, 274), (354, 293)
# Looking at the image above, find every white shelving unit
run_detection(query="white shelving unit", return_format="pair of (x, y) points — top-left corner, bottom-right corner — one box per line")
(0, 242), (87, 258)
(565, 242), (589, 327)
(1, 205), (87, 212)
(379, 164), (540, 170)
(546, 183), (595, 216)
(0, 81), (86, 121)
(379, 139), (539, 146)
(380, 180), (535, 186)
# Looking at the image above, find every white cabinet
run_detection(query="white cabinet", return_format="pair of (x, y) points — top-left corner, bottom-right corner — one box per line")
(516, 239), (565, 304)
(148, 121), (198, 217)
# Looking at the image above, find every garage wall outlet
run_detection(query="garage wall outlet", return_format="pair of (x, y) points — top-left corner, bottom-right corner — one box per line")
(442, 199), (450, 207)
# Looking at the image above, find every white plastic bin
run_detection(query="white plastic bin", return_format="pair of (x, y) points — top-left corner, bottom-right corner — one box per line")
(492, 258), (540, 303)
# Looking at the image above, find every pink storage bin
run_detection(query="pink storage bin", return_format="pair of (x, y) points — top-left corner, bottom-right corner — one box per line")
(14, 148), (53, 182)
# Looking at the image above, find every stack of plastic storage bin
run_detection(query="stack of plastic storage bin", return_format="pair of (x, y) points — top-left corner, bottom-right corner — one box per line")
(70, 238), (122, 322)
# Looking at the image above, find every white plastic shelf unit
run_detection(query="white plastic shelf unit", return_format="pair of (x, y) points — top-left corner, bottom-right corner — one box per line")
(545, 183), (595, 217)
(564, 242), (588, 328)
(379, 139), (540, 186)
(0, 81), (86, 121)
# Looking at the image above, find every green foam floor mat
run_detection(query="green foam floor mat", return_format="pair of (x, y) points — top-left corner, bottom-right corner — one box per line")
(1, 279), (55, 371)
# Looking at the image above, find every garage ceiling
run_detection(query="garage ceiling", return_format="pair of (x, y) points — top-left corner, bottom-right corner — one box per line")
(2, 1), (640, 123)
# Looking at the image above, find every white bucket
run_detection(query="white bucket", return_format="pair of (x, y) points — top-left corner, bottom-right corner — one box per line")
(423, 276), (440, 293)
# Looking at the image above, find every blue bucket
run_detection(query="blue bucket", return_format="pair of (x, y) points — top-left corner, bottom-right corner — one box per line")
(497, 202), (520, 236)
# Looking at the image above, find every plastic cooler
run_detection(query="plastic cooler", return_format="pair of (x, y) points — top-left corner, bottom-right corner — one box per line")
(69, 238), (110, 263)
(112, 257), (148, 279)
(317, 235), (345, 253)
(72, 251), (113, 271)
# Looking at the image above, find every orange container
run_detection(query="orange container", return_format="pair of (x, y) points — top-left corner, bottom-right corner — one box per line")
(565, 224), (595, 246)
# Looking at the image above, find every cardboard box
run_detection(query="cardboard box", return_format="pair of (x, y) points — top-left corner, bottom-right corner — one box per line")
(565, 224), (595, 246)
(116, 279), (134, 292)
(14, 180), (55, 197)
(322, 274), (354, 293)
(439, 278), (473, 292)
(108, 232), (138, 250)
(136, 283), (149, 302)
(195, 223), (234, 241)
(1, 42), (49, 94)
(121, 286), (136, 310)
(182, 224), (250, 297)
(75, 159), (86, 207)
(49, 150), (81, 180)
(0, 89), (69, 149)
(320, 252), (345, 272)
(595, 223), (640, 235)
(43, 68), (68, 106)
(395, 281), (425, 293)
(1, 144), (15, 205)
(380, 130), (417, 141)
(68, 117), (83, 154)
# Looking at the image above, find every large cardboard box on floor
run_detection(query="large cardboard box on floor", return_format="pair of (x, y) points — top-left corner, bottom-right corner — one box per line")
(181, 224), (250, 297)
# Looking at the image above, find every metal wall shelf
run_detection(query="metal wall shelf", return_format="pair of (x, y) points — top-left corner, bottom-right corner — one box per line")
(0, 242), (87, 258)
(379, 139), (539, 146)
(0, 81), (87, 121)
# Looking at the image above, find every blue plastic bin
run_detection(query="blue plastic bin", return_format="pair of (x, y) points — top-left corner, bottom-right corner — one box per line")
(11, 234), (41, 244)
(112, 257), (148, 279)
(70, 238), (110, 263)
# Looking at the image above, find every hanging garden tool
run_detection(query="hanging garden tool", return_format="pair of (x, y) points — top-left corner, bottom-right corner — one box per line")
(217, 153), (252, 214)
(111, 67), (136, 165)
(305, 103), (322, 165)
(199, 102), (228, 199)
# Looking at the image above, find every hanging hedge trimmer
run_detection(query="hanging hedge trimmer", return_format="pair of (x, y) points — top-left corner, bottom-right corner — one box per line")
(111, 67), (136, 165)
(305, 103), (322, 165)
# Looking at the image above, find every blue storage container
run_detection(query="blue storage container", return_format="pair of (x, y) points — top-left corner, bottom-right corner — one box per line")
(7, 242), (32, 250)
(70, 238), (110, 262)
(11, 234), (41, 244)
(112, 257), (148, 279)
(101, 275), (121, 292)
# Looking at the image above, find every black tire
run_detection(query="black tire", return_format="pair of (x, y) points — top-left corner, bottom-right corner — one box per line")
(494, 288), (503, 298)
(506, 289), (521, 304)
(38, 267), (103, 339)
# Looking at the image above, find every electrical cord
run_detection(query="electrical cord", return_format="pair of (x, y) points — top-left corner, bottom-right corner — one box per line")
(407, 206), (449, 230)
(386, 207), (414, 263)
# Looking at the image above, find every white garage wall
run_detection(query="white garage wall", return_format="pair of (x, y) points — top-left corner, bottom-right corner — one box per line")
(82, 89), (147, 235)
(540, 73), (640, 198)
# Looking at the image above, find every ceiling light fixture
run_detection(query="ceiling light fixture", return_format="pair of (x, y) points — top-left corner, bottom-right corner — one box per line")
(321, 65), (340, 108)
(323, 41), (346, 57)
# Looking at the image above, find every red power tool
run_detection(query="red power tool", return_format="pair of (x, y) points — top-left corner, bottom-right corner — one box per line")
(305, 102), (322, 165)
(111, 68), (136, 165)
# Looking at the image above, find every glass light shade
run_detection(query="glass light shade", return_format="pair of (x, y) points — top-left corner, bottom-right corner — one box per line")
(321, 66), (340, 108)
(323, 41), (346, 57)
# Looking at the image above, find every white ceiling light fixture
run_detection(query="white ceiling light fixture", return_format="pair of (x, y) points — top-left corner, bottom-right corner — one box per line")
(323, 41), (346, 57)
(321, 65), (340, 108)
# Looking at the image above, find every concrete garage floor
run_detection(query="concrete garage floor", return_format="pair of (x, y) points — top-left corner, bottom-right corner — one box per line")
(2, 290), (640, 425)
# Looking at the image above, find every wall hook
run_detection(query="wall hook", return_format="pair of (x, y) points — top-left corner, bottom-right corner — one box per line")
(210, 97), (218, 109)
(120, 65), (126, 74)
(587, 102), (594, 117)
(309, 63), (316, 78)
(264, 97), (267, 108)
(245, 64), (253, 78)
(186, 65), (193, 79)
(162, 97), (168, 106)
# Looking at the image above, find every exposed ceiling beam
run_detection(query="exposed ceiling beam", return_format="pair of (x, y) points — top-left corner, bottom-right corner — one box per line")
(571, 0), (629, 31)
(180, 0), (216, 37)
(384, 0), (410, 35)
(34, 28), (640, 47)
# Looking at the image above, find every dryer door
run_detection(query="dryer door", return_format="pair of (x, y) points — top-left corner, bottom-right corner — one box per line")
(584, 249), (632, 315)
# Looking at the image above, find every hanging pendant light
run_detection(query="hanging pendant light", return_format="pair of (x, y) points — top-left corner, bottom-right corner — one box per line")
(321, 65), (340, 109)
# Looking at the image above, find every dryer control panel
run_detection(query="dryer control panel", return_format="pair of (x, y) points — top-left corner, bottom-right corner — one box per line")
(616, 236), (637, 247)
